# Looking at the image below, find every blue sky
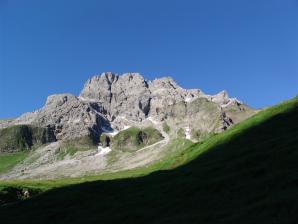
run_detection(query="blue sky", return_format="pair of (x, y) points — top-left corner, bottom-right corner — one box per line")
(0, 0), (297, 118)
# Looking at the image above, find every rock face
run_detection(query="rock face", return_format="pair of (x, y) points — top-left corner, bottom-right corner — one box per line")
(80, 73), (151, 122)
(0, 94), (109, 143)
(0, 125), (56, 152)
(31, 94), (107, 140)
(79, 73), (254, 134)
(0, 72), (255, 146)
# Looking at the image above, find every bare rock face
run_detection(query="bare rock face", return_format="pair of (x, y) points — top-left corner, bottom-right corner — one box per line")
(79, 72), (254, 134)
(0, 72), (255, 144)
(147, 77), (204, 119)
(80, 73), (151, 122)
(1, 94), (108, 142)
(31, 94), (106, 140)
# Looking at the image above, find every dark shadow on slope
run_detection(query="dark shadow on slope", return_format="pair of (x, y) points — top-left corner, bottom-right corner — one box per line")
(0, 187), (41, 206)
(1, 102), (298, 224)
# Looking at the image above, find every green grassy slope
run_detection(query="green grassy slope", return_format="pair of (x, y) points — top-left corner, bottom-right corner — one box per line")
(110, 127), (163, 151)
(0, 152), (29, 174)
(0, 97), (298, 224)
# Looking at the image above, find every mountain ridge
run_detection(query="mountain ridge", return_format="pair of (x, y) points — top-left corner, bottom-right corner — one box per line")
(0, 72), (253, 141)
(0, 72), (255, 179)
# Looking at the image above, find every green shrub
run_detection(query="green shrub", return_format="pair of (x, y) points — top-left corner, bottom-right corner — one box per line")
(99, 134), (111, 147)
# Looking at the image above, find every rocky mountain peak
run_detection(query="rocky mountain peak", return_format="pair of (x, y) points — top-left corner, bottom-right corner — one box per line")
(0, 72), (257, 180)
(211, 90), (229, 104)
(150, 76), (179, 88)
(0, 72), (254, 143)
(45, 93), (78, 108)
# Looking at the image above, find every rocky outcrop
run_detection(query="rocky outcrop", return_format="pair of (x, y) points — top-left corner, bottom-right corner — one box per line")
(0, 125), (56, 152)
(0, 94), (109, 143)
(80, 73), (151, 122)
(79, 72), (254, 134)
(0, 72), (255, 146)
(31, 94), (107, 140)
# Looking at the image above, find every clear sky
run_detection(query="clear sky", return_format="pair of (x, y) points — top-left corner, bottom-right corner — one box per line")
(0, 0), (297, 118)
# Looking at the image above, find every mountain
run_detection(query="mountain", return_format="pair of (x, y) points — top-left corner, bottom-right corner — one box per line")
(0, 96), (297, 224)
(0, 73), (255, 179)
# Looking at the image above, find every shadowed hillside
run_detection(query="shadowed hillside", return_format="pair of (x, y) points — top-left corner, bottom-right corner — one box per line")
(0, 97), (297, 224)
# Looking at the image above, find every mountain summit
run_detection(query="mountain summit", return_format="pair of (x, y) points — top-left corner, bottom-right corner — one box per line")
(0, 73), (255, 179)
(1, 73), (253, 143)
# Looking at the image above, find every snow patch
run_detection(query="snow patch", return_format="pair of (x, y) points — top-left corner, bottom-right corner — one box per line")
(147, 117), (159, 125)
(101, 127), (119, 136)
(109, 130), (119, 136)
(184, 97), (192, 102)
(123, 125), (131, 130)
(185, 126), (191, 140)
(101, 125), (131, 137)
(97, 146), (111, 155)
(101, 126), (109, 132)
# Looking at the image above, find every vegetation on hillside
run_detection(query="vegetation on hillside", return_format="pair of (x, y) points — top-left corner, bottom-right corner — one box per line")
(0, 125), (56, 152)
(111, 127), (163, 151)
(99, 133), (111, 147)
(0, 151), (29, 174)
(162, 122), (170, 133)
(57, 136), (97, 159)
